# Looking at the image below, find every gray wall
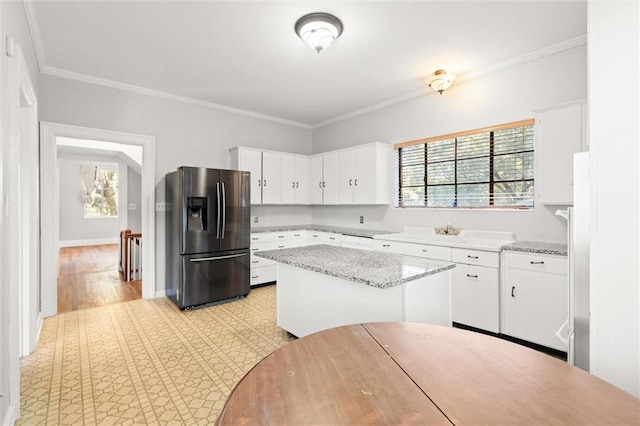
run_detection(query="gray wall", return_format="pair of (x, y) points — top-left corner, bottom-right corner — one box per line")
(127, 166), (142, 233)
(38, 74), (313, 293)
(312, 45), (587, 243)
(58, 154), (128, 243)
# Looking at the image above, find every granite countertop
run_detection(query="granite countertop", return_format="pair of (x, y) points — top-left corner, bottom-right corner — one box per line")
(255, 244), (455, 289)
(501, 241), (568, 256)
(251, 224), (394, 239)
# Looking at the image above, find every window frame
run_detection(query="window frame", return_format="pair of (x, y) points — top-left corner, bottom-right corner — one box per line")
(395, 119), (535, 210)
(83, 163), (120, 219)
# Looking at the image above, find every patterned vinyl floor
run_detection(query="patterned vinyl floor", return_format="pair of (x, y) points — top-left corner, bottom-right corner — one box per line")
(18, 285), (294, 425)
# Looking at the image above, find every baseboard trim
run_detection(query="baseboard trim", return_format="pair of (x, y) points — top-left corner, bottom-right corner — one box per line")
(2, 401), (19, 426)
(59, 238), (119, 248)
(154, 290), (166, 299)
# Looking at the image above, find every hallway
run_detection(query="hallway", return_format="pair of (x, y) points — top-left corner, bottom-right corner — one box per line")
(57, 244), (141, 313)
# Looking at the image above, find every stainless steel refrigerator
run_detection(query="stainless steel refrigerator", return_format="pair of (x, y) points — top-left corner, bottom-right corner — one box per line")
(165, 167), (251, 309)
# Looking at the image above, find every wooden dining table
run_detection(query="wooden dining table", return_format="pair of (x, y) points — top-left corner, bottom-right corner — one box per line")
(216, 322), (639, 425)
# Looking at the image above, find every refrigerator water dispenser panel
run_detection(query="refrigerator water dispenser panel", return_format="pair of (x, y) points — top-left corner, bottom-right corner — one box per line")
(187, 197), (207, 231)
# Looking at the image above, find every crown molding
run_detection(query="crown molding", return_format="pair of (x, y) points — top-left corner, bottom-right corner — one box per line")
(22, 0), (46, 72)
(41, 66), (312, 129)
(312, 34), (587, 129)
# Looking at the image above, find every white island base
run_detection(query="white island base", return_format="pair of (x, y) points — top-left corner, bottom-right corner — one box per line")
(277, 264), (452, 338)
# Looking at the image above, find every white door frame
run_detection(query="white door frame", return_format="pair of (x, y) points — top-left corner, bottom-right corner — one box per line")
(40, 122), (156, 317)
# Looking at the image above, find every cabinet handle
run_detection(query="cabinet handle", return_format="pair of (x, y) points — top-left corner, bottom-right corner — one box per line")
(511, 286), (516, 297)
(530, 261), (545, 265)
(349, 179), (352, 186)
(312, 234), (319, 237)
(322, 181), (326, 188)
(354, 179), (358, 186)
(467, 255), (479, 259)
(277, 245), (285, 248)
(251, 237), (259, 240)
(382, 244), (390, 247)
(329, 237), (336, 240)
(278, 235), (285, 238)
(319, 182), (322, 188)
(263, 180), (267, 187)
(296, 182), (299, 188)
(252, 275), (259, 279)
(258, 179), (261, 187)
(292, 181), (295, 188)
(251, 260), (259, 264)
(466, 274), (478, 278)
(294, 234), (300, 237)
(422, 249), (428, 252)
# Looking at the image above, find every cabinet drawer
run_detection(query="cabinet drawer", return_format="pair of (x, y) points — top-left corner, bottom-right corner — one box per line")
(373, 240), (404, 254)
(250, 232), (279, 244)
(504, 252), (567, 275)
(452, 265), (499, 333)
(402, 243), (451, 262)
(250, 265), (277, 286)
(341, 235), (374, 251)
(250, 255), (276, 268)
(452, 248), (498, 268)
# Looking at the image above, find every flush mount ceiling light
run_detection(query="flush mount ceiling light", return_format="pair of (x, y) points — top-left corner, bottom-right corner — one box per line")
(427, 69), (456, 94)
(295, 12), (343, 53)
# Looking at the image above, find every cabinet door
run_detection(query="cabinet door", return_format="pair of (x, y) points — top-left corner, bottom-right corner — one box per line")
(502, 268), (568, 350)
(294, 156), (310, 204)
(240, 149), (263, 205)
(280, 154), (296, 204)
(352, 145), (377, 204)
(261, 152), (282, 204)
(337, 150), (354, 204)
(536, 103), (584, 204)
(309, 156), (324, 204)
(451, 265), (499, 333)
(323, 152), (339, 204)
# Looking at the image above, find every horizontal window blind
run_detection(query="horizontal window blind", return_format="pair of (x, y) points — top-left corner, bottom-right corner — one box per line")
(396, 119), (534, 208)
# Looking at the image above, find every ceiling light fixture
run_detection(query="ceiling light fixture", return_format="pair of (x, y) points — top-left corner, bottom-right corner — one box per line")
(427, 69), (456, 94)
(295, 12), (343, 54)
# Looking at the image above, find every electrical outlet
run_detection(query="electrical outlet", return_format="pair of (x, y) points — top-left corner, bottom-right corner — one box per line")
(155, 202), (167, 211)
(359, 216), (364, 224)
(128, 203), (136, 210)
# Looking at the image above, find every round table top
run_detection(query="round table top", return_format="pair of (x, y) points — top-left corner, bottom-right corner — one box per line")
(216, 322), (639, 425)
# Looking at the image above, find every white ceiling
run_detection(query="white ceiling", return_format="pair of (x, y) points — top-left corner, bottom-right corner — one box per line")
(28, 1), (587, 127)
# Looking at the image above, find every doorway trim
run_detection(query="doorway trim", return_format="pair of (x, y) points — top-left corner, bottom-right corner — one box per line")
(40, 122), (156, 317)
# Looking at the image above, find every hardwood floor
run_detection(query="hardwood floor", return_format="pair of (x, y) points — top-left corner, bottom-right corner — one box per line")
(57, 244), (142, 313)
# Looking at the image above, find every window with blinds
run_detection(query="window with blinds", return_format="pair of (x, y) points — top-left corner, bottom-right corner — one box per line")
(396, 119), (534, 208)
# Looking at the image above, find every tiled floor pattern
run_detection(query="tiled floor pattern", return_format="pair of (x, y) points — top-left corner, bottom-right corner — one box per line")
(18, 285), (294, 425)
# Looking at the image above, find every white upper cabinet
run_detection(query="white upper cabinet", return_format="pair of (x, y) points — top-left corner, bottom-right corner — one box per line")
(310, 155), (324, 204)
(230, 147), (262, 205)
(336, 142), (391, 205)
(232, 142), (391, 206)
(281, 154), (310, 204)
(535, 101), (587, 205)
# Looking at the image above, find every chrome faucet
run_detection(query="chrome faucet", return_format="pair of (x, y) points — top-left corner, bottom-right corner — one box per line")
(445, 222), (452, 234)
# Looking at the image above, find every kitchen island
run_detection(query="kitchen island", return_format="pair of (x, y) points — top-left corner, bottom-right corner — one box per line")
(256, 244), (455, 337)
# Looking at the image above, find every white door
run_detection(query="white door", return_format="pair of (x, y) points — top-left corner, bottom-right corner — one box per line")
(323, 153), (339, 205)
(294, 156), (310, 204)
(309, 155), (323, 204)
(261, 152), (282, 204)
(242, 149), (263, 205)
(337, 150), (354, 204)
(503, 268), (568, 350)
(352, 145), (377, 204)
(280, 154), (296, 204)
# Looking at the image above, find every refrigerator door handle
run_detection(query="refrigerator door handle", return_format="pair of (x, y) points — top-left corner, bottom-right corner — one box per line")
(216, 182), (221, 239)
(221, 182), (226, 238)
(189, 253), (246, 262)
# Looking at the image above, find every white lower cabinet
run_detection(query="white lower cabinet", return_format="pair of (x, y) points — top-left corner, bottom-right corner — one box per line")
(451, 264), (499, 333)
(501, 251), (568, 351)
